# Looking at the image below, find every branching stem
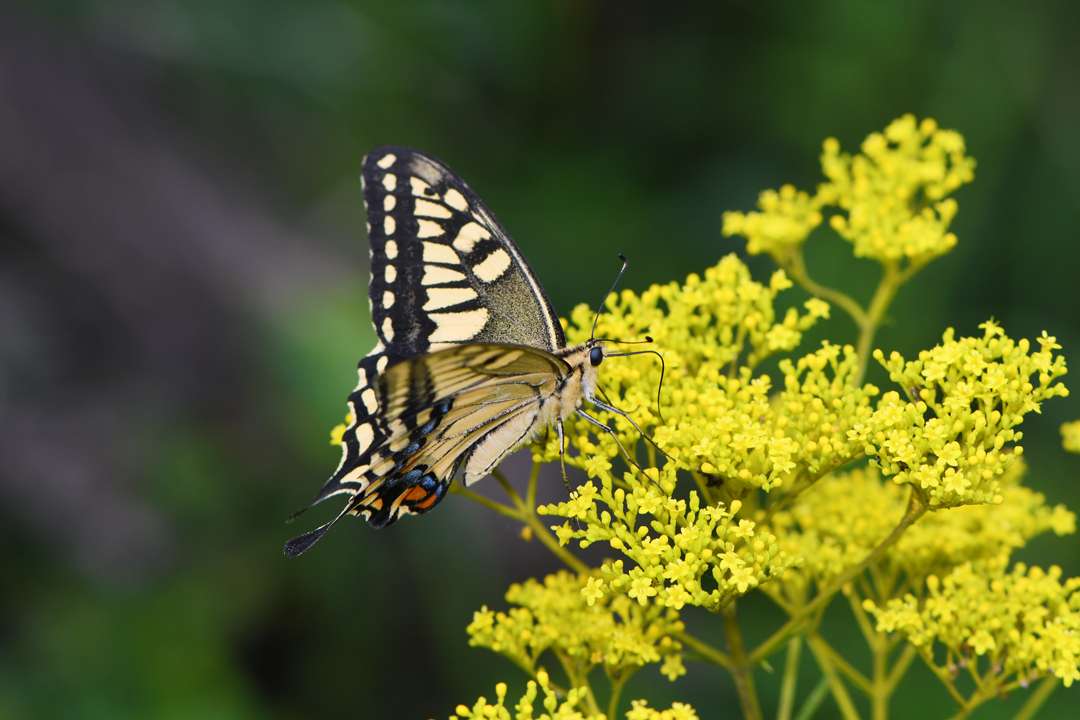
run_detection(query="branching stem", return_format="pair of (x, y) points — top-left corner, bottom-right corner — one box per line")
(674, 630), (732, 669)
(725, 602), (764, 720)
(749, 489), (927, 665)
(776, 636), (802, 720)
(806, 632), (863, 720)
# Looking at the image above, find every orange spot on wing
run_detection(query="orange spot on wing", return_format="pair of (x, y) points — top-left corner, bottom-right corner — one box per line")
(414, 493), (439, 509)
(402, 486), (429, 503)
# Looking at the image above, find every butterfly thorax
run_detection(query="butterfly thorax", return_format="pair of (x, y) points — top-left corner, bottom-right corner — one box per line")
(551, 339), (606, 421)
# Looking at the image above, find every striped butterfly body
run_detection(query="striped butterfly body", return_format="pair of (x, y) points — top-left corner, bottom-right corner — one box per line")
(285, 147), (617, 557)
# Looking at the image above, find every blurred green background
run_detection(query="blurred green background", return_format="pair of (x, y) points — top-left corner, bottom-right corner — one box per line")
(1, 1), (1078, 718)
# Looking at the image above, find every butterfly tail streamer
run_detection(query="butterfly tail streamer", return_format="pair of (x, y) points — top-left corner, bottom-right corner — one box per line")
(284, 502), (355, 557)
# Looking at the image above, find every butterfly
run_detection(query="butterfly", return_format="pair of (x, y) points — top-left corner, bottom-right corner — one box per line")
(284, 146), (650, 557)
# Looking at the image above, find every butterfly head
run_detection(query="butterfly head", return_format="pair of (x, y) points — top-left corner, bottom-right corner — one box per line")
(589, 344), (605, 367)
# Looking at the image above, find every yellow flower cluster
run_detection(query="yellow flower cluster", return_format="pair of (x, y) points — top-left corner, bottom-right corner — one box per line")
(467, 571), (686, 681)
(859, 322), (1069, 507)
(540, 477), (798, 613)
(445, 115), (1080, 718)
(722, 115), (976, 266)
(720, 184), (822, 261)
(625, 701), (699, 720)
(864, 557), (1080, 688)
(1063, 420), (1080, 454)
(765, 462), (1075, 605)
(329, 411), (354, 446)
(822, 115), (975, 263)
(549, 253), (848, 493)
(448, 674), (700, 720)
(448, 672), (597, 720)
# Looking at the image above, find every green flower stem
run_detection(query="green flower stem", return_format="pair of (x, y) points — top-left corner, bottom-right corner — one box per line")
(555, 652), (601, 717)
(916, 648), (967, 709)
(807, 634), (873, 696)
(785, 248), (925, 386)
(1011, 677), (1059, 720)
(673, 630), (732, 670)
(724, 601), (764, 720)
(843, 584), (878, 649)
(806, 632), (863, 720)
(792, 676), (831, 720)
(492, 468), (525, 506)
(785, 248), (867, 327)
(491, 468), (593, 576)
(448, 483), (521, 520)
(749, 489), (928, 666)
(853, 261), (901, 386)
(840, 575), (905, 720)
(776, 636), (803, 720)
(525, 460), (542, 510)
(606, 669), (636, 720)
(884, 644), (916, 694)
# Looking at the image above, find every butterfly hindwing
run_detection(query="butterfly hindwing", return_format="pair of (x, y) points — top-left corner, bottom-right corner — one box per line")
(325, 345), (569, 534)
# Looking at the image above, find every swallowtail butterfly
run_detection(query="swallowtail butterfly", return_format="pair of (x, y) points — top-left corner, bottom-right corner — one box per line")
(285, 147), (642, 557)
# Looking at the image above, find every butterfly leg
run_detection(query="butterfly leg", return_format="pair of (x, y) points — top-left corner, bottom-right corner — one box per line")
(587, 397), (674, 464)
(556, 418), (572, 496)
(575, 409), (663, 491)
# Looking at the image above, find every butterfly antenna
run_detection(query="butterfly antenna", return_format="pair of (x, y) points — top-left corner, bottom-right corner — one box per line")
(591, 254), (629, 340)
(605, 349), (668, 429)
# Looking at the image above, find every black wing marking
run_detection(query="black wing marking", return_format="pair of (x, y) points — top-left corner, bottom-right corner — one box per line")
(363, 146), (566, 356)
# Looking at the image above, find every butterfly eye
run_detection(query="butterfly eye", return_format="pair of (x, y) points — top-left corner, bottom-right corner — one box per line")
(589, 347), (604, 367)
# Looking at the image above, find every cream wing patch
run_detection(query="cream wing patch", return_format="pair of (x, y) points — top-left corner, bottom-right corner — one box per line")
(422, 287), (478, 311)
(417, 220), (443, 238)
(473, 249), (512, 282)
(453, 222), (490, 253)
(355, 422), (374, 452)
(422, 266), (466, 285)
(444, 188), (469, 211)
(415, 198), (452, 218)
(428, 308), (490, 343)
(422, 242), (459, 264)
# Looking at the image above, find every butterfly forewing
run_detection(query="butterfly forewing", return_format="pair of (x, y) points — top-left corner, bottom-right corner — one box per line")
(363, 147), (564, 354)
